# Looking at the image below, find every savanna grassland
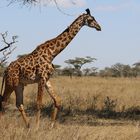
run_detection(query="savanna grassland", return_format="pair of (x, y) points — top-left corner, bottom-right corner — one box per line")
(0, 76), (140, 140)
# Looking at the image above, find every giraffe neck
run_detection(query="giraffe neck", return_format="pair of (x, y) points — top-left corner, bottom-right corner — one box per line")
(49, 14), (85, 61)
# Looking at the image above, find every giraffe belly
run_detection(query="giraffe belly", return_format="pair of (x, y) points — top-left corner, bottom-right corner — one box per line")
(20, 79), (37, 85)
(19, 64), (54, 85)
(19, 74), (40, 85)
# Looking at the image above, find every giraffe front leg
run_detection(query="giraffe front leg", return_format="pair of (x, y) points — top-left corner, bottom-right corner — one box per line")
(18, 104), (30, 128)
(15, 84), (30, 128)
(36, 80), (44, 129)
(45, 80), (61, 127)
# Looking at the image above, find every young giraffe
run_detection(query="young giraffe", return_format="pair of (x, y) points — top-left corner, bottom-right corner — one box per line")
(0, 9), (101, 128)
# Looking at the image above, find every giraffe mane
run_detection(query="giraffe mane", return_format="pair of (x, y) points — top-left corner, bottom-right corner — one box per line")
(57, 14), (84, 38)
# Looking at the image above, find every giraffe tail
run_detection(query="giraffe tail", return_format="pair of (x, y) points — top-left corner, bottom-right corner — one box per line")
(0, 72), (5, 112)
(0, 72), (5, 96)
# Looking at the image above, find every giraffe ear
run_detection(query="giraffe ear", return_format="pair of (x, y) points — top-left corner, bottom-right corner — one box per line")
(85, 8), (91, 15)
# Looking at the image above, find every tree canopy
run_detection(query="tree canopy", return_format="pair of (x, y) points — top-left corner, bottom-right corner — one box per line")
(65, 56), (96, 76)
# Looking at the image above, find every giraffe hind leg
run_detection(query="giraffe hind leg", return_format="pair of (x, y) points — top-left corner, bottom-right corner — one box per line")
(45, 81), (61, 126)
(36, 80), (44, 129)
(15, 84), (30, 128)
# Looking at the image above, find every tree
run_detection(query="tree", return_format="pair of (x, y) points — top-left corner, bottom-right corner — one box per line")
(61, 66), (74, 78)
(65, 56), (96, 76)
(0, 32), (18, 66)
(99, 63), (135, 78)
(111, 63), (132, 77)
(7, 0), (75, 7)
(7, 0), (75, 5)
(99, 67), (113, 77)
(133, 62), (140, 68)
(83, 67), (98, 76)
(7, 0), (38, 5)
(6, 0), (77, 16)
(132, 62), (140, 77)
(7, 0), (77, 16)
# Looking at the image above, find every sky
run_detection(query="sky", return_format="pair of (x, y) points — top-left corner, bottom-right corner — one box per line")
(0, 0), (140, 69)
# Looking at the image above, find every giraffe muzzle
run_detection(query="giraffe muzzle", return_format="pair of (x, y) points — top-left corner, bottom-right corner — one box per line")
(96, 24), (101, 31)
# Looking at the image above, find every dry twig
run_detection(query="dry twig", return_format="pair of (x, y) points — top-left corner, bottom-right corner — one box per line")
(0, 32), (18, 65)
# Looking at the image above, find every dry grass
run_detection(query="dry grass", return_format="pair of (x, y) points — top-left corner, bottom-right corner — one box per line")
(0, 76), (140, 140)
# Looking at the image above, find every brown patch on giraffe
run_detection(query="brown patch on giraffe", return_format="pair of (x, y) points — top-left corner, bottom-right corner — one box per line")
(62, 38), (67, 42)
(65, 41), (69, 46)
(47, 49), (52, 56)
(42, 54), (47, 60)
(50, 42), (54, 46)
(52, 39), (56, 44)
(79, 22), (83, 26)
(32, 52), (38, 57)
(58, 37), (62, 40)
(56, 41), (60, 47)
(53, 49), (59, 55)
(46, 44), (49, 48)
(63, 33), (66, 37)
(49, 46), (55, 50)
(68, 35), (73, 40)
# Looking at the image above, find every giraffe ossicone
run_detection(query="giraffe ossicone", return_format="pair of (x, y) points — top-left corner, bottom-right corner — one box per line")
(0, 8), (101, 128)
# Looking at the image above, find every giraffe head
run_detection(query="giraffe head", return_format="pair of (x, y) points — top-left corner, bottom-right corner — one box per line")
(83, 9), (101, 31)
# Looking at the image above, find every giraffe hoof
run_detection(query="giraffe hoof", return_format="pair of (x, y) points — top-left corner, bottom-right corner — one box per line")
(49, 122), (55, 129)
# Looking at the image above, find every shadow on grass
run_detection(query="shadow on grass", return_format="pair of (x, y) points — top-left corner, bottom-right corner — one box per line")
(26, 102), (140, 126)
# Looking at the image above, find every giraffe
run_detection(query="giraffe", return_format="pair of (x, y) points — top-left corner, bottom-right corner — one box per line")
(0, 9), (101, 128)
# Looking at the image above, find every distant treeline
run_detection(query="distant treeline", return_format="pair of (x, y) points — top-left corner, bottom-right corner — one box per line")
(53, 62), (140, 78)
(1, 56), (140, 78)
